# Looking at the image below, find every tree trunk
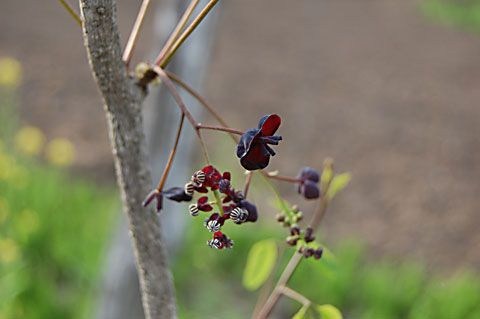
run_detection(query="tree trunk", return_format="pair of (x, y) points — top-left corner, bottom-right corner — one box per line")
(79, 1), (176, 318)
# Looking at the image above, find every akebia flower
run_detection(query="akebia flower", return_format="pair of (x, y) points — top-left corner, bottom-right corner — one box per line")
(236, 114), (282, 170)
(142, 186), (193, 212)
(297, 167), (321, 199)
(145, 164), (259, 250)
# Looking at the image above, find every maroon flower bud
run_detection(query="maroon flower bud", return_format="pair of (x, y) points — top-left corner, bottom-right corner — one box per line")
(163, 187), (193, 202)
(229, 207), (249, 224)
(290, 224), (301, 236)
(238, 200), (258, 222)
(286, 236), (299, 246)
(304, 226), (315, 243)
(297, 167), (321, 200)
(314, 248), (323, 260)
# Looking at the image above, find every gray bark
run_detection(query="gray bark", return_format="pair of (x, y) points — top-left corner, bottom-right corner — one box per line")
(79, 1), (176, 318)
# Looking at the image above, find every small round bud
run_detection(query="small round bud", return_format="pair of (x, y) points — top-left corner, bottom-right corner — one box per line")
(290, 224), (301, 236)
(304, 226), (315, 243)
(286, 236), (299, 246)
(276, 214), (286, 222)
(314, 248), (323, 260)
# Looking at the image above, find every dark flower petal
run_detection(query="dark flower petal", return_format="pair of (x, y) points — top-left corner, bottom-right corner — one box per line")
(222, 172), (231, 180)
(236, 128), (261, 159)
(198, 196), (209, 204)
(298, 167), (320, 183)
(163, 187), (193, 202)
(239, 200), (258, 222)
(219, 179), (231, 193)
(258, 114), (281, 136)
(300, 180), (320, 199)
(240, 145), (270, 170)
(194, 186), (209, 193)
(201, 165), (222, 188)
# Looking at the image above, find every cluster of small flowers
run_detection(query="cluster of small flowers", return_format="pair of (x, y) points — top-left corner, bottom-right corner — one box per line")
(186, 165), (258, 249)
(276, 207), (323, 260)
(145, 165), (258, 250)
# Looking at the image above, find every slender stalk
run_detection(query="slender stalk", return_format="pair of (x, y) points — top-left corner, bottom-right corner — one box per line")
(159, 0), (220, 68)
(255, 183), (332, 319)
(154, 0), (200, 66)
(197, 124), (243, 135)
(213, 189), (225, 216)
(244, 171), (253, 198)
(152, 66), (211, 164)
(196, 129), (211, 164)
(58, 0), (82, 26)
(166, 71), (237, 143)
(267, 173), (302, 184)
(156, 114), (185, 191)
(153, 66), (198, 129)
(280, 286), (311, 307)
(123, 0), (152, 67)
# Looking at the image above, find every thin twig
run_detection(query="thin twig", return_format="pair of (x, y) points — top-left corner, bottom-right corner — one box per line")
(244, 171), (253, 198)
(280, 286), (311, 307)
(154, 0), (200, 66)
(58, 0), (82, 26)
(152, 66), (210, 163)
(123, 0), (152, 67)
(166, 71), (237, 142)
(156, 114), (185, 191)
(255, 180), (332, 319)
(266, 173), (302, 184)
(158, 0), (220, 68)
(153, 66), (198, 129)
(197, 124), (243, 135)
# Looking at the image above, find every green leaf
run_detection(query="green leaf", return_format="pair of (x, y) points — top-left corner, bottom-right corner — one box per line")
(242, 239), (277, 291)
(326, 173), (351, 200)
(314, 304), (343, 319)
(321, 166), (333, 186)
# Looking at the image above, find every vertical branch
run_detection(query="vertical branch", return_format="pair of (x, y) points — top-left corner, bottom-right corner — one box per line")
(79, 1), (176, 318)
(123, 0), (152, 66)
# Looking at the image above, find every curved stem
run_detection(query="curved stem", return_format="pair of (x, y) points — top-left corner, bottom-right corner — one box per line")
(159, 0), (220, 68)
(154, 0), (200, 66)
(156, 114), (185, 191)
(243, 171), (253, 198)
(123, 0), (152, 67)
(255, 178), (332, 319)
(267, 173), (302, 184)
(197, 124), (243, 135)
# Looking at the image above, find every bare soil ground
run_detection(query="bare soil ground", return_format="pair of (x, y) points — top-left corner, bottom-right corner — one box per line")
(2, 0), (480, 270)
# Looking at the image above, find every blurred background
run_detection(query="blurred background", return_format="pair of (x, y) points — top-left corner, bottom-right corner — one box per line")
(1, 0), (480, 318)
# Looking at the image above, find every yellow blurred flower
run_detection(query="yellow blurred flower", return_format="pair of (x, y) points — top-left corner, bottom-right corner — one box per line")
(45, 138), (75, 167)
(0, 57), (22, 88)
(0, 238), (19, 264)
(14, 126), (46, 156)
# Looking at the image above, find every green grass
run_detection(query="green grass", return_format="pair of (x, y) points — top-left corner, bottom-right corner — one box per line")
(421, 0), (480, 32)
(0, 148), (118, 319)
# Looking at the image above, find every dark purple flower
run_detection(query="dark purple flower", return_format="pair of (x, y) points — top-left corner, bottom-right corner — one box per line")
(163, 187), (193, 202)
(143, 186), (193, 212)
(207, 231), (234, 249)
(297, 167), (321, 199)
(236, 114), (282, 170)
(238, 199), (258, 222)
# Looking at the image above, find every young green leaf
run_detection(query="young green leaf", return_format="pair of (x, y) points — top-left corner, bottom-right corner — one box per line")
(326, 173), (351, 200)
(315, 304), (343, 319)
(243, 239), (277, 291)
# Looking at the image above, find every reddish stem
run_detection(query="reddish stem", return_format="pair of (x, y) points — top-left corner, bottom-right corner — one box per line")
(197, 124), (243, 135)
